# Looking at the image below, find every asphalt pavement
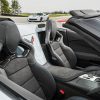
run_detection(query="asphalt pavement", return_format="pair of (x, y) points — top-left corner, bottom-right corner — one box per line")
(0, 16), (69, 27)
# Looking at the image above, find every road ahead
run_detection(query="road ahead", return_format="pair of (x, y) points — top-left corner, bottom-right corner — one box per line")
(0, 16), (69, 27)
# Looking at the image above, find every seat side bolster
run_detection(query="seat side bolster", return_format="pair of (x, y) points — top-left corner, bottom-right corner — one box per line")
(0, 75), (43, 100)
(29, 62), (56, 100)
(60, 38), (77, 68)
(49, 43), (67, 67)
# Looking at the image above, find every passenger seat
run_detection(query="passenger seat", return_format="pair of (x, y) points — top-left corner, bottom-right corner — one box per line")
(45, 20), (100, 71)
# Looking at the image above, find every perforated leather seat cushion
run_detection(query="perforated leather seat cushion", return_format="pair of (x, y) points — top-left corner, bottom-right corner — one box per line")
(3, 57), (46, 100)
(51, 42), (71, 67)
(47, 65), (83, 82)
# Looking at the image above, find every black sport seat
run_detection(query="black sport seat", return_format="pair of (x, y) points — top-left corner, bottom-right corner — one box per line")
(45, 20), (78, 68)
(0, 21), (88, 100)
(0, 21), (56, 100)
(45, 20), (100, 70)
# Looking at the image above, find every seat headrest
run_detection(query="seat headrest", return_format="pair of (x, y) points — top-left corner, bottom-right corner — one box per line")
(45, 20), (57, 44)
(0, 21), (21, 55)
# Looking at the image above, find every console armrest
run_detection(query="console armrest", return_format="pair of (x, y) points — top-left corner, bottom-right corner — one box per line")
(47, 66), (84, 82)
(0, 75), (43, 100)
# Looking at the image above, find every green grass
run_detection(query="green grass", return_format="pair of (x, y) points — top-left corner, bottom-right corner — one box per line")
(49, 14), (69, 18)
(19, 13), (69, 17)
(18, 13), (31, 17)
(6, 13), (70, 17)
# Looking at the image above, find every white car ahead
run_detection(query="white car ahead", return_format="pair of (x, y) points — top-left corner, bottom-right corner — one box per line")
(27, 13), (49, 22)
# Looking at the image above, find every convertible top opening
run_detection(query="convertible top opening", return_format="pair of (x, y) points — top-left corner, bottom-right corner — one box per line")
(70, 10), (100, 18)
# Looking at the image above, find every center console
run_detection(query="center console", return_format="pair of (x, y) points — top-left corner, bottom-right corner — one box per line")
(67, 73), (100, 92)
(47, 66), (100, 99)
(65, 72), (100, 99)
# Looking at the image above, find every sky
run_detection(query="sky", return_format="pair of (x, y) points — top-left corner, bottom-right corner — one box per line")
(8, 0), (100, 13)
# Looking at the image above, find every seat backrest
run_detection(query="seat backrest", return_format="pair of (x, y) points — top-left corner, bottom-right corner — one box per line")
(0, 21), (56, 100)
(45, 20), (77, 68)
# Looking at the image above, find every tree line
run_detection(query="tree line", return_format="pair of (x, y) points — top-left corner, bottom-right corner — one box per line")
(0, 0), (21, 15)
